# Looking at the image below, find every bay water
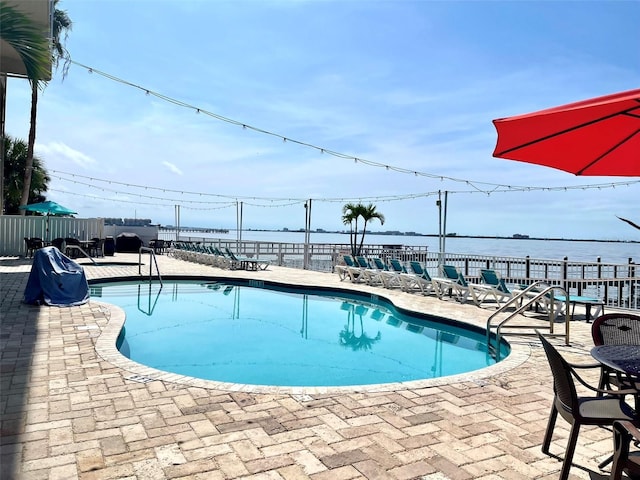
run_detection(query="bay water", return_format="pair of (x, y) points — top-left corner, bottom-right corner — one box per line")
(174, 229), (638, 265)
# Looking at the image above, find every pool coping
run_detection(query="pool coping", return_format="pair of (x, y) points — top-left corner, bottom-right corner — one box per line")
(93, 280), (532, 395)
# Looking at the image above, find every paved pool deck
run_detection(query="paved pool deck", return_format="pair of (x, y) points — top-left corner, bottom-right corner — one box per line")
(0, 252), (630, 479)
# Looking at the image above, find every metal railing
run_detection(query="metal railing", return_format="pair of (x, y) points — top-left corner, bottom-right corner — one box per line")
(138, 247), (163, 286)
(486, 282), (571, 359)
(64, 245), (98, 265)
(165, 236), (638, 312)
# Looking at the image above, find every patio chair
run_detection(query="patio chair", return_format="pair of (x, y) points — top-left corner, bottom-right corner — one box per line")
(150, 239), (165, 255)
(536, 331), (638, 480)
(210, 247), (237, 270)
(51, 237), (66, 252)
(610, 420), (640, 480)
(479, 269), (514, 306)
(591, 313), (640, 403)
(225, 247), (269, 271)
(371, 257), (388, 271)
(335, 254), (366, 283)
(64, 238), (81, 258)
(24, 237), (43, 258)
(436, 265), (485, 305)
(353, 256), (386, 286)
(371, 257), (403, 289)
(400, 261), (438, 296)
(377, 258), (409, 289)
(89, 238), (104, 258)
(388, 258), (407, 274)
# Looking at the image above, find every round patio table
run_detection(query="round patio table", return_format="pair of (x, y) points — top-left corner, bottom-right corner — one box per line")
(591, 345), (640, 377)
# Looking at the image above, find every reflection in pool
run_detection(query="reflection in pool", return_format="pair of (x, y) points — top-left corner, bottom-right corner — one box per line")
(92, 280), (508, 387)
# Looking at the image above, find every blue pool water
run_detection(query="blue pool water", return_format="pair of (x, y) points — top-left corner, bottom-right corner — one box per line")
(92, 280), (508, 387)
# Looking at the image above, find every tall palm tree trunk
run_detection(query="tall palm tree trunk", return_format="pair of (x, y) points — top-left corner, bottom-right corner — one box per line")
(358, 220), (369, 256)
(353, 218), (360, 256)
(19, 82), (38, 214)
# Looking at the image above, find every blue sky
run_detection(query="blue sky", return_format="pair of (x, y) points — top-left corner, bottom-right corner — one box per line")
(5, 0), (639, 239)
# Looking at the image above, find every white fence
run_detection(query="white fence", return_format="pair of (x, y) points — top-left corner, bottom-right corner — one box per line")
(0, 215), (105, 256)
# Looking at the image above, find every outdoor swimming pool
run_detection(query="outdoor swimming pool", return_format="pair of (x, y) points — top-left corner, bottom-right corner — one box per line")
(91, 279), (509, 388)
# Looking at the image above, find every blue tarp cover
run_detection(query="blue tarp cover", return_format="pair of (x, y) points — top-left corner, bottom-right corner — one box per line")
(24, 246), (90, 306)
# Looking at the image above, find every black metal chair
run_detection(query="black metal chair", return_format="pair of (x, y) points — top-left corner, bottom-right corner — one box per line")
(88, 238), (104, 257)
(150, 239), (165, 255)
(23, 237), (43, 258)
(64, 238), (81, 258)
(536, 331), (638, 480)
(610, 420), (640, 480)
(51, 238), (66, 252)
(592, 313), (640, 399)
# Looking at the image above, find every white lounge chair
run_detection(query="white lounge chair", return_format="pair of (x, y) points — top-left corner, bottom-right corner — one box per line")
(400, 261), (438, 296)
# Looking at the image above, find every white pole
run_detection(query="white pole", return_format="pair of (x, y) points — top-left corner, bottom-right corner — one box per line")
(303, 201), (309, 269)
(175, 205), (180, 242)
(236, 201), (243, 250)
(437, 191), (442, 272)
(442, 191), (448, 266)
(303, 199), (312, 269)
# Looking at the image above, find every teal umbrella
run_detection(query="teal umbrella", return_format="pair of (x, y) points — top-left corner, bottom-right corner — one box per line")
(19, 201), (77, 216)
(19, 201), (77, 239)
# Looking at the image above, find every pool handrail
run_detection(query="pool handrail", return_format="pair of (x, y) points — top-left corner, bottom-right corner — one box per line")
(486, 281), (571, 359)
(139, 246), (163, 286)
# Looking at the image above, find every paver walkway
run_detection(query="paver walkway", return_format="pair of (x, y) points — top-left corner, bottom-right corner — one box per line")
(0, 252), (630, 479)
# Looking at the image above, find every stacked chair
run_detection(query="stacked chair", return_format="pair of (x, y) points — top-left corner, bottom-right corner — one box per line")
(171, 242), (269, 271)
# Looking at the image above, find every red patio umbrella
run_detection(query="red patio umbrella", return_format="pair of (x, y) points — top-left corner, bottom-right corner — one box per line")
(492, 88), (640, 176)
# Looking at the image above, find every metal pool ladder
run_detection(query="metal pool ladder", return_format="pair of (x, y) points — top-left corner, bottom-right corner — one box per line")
(486, 281), (571, 360)
(139, 247), (163, 286)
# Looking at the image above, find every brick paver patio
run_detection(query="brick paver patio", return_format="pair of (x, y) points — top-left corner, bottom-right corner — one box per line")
(0, 252), (629, 479)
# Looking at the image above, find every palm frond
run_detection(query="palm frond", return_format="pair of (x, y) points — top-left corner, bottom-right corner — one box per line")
(617, 216), (640, 231)
(0, 2), (51, 82)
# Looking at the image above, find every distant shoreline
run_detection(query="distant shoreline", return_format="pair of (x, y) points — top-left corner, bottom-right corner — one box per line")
(160, 226), (638, 244)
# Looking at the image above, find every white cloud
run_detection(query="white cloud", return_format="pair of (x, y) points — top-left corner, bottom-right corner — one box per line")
(37, 141), (96, 168)
(162, 161), (183, 176)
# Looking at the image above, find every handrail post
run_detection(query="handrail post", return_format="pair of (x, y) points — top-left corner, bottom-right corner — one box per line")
(629, 259), (636, 309)
(139, 247), (163, 286)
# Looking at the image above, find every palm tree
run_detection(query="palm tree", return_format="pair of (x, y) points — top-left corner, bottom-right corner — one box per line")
(3, 135), (49, 214)
(357, 203), (385, 256)
(342, 203), (361, 256)
(19, 0), (72, 214)
(342, 203), (385, 256)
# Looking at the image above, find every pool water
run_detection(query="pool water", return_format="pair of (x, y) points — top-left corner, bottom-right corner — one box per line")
(92, 280), (507, 387)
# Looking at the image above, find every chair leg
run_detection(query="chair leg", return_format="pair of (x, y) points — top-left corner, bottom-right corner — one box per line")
(559, 422), (581, 480)
(610, 423), (630, 480)
(542, 404), (558, 455)
(597, 368), (609, 395)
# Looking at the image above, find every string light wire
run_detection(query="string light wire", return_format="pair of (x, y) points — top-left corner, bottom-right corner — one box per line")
(67, 60), (639, 195)
(51, 170), (638, 207)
